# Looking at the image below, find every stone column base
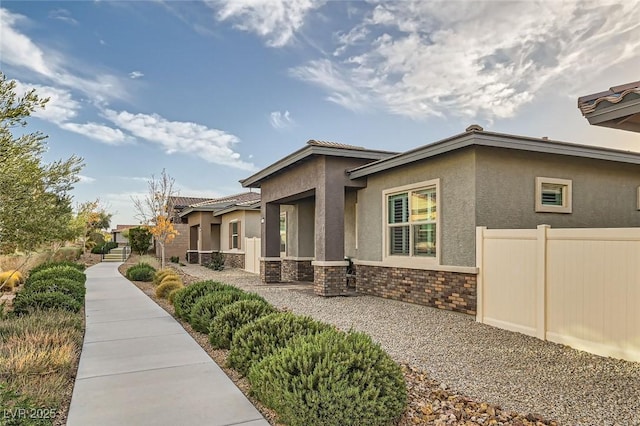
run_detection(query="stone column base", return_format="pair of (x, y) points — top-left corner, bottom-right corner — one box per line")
(186, 251), (199, 264)
(282, 259), (314, 282)
(313, 261), (349, 296)
(260, 258), (281, 283)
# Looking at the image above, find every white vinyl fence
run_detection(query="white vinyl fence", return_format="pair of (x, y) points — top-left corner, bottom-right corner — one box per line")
(476, 225), (640, 362)
(244, 237), (261, 274)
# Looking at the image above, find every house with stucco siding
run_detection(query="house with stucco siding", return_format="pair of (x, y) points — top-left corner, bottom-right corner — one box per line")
(240, 127), (640, 315)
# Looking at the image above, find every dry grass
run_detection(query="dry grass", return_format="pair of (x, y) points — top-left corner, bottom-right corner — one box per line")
(0, 310), (84, 419)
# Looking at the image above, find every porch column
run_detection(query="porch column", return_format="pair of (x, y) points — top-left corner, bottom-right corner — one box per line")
(260, 202), (281, 283)
(313, 181), (349, 296)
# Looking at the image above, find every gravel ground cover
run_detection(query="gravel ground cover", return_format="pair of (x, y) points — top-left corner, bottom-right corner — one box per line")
(176, 264), (640, 426)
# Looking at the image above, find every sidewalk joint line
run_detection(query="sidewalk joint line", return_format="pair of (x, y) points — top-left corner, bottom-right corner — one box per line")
(76, 361), (212, 381)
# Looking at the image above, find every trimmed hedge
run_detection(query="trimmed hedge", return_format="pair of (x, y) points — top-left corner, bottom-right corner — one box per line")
(13, 291), (82, 315)
(228, 312), (332, 376)
(24, 278), (85, 303)
(248, 329), (407, 426)
(156, 280), (184, 299)
(172, 280), (241, 320)
(126, 263), (156, 282)
(188, 290), (266, 334)
(28, 266), (86, 285)
(91, 241), (118, 254)
(29, 261), (85, 276)
(208, 300), (277, 349)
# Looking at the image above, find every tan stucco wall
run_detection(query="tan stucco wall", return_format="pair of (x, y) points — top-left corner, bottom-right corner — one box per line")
(356, 148), (477, 267)
(220, 210), (261, 252)
(475, 146), (640, 229)
(186, 211), (220, 251)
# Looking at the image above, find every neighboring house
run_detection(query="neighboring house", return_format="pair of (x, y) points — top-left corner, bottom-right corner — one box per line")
(154, 196), (215, 262)
(578, 81), (640, 133)
(178, 192), (261, 268)
(111, 224), (138, 246)
(241, 128), (640, 315)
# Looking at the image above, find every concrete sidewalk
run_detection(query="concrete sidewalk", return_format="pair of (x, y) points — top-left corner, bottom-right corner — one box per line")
(67, 262), (269, 426)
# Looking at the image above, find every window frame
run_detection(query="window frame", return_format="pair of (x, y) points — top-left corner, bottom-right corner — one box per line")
(535, 177), (572, 214)
(279, 212), (287, 256)
(382, 179), (440, 266)
(230, 220), (240, 249)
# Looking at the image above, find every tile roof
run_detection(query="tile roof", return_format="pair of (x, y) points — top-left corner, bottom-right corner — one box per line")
(578, 81), (640, 115)
(170, 196), (215, 209)
(306, 140), (366, 150)
(189, 191), (260, 208)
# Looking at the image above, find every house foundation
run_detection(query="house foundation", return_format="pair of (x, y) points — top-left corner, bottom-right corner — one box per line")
(224, 252), (245, 269)
(355, 264), (477, 315)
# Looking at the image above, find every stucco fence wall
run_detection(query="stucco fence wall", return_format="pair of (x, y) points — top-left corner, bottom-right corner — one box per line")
(476, 225), (640, 362)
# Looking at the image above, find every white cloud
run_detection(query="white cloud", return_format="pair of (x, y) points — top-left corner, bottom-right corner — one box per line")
(292, 2), (640, 121)
(269, 110), (294, 129)
(103, 109), (256, 171)
(210, 0), (323, 47)
(129, 71), (144, 79)
(48, 9), (78, 25)
(60, 122), (130, 145)
(77, 175), (96, 184)
(0, 8), (127, 100)
(12, 81), (80, 124)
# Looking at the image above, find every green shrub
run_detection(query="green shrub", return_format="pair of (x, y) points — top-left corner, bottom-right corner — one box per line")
(27, 266), (86, 285)
(125, 262), (157, 282)
(203, 252), (225, 271)
(128, 226), (153, 255)
(29, 261), (85, 276)
(155, 280), (184, 299)
(188, 290), (250, 333)
(209, 300), (277, 349)
(167, 288), (180, 304)
(170, 256), (180, 263)
(172, 280), (240, 320)
(228, 312), (333, 376)
(90, 241), (118, 254)
(249, 329), (407, 426)
(13, 291), (82, 315)
(24, 278), (85, 303)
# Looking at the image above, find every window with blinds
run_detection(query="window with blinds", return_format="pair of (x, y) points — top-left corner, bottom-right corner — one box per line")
(535, 177), (572, 214)
(387, 186), (436, 257)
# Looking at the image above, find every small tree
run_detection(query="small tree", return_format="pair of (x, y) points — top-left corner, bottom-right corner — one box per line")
(132, 169), (179, 268)
(128, 226), (152, 255)
(71, 199), (112, 255)
(0, 73), (83, 290)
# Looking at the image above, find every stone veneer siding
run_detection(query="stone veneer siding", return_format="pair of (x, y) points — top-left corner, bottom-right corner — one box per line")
(224, 253), (245, 269)
(356, 265), (477, 315)
(187, 251), (199, 264)
(314, 265), (348, 296)
(281, 259), (314, 282)
(260, 260), (281, 283)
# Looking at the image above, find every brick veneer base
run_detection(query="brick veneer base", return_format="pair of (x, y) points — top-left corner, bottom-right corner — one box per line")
(260, 260), (281, 283)
(282, 259), (314, 282)
(314, 265), (348, 296)
(356, 265), (477, 315)
(224, 253), (245, 269)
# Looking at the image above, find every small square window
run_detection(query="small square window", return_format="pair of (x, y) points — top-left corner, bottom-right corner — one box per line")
(535, 177), (572, 213)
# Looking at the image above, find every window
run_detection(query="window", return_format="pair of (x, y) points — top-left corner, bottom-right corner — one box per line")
(279, 212), (287, 255)
(230, 221), (241, 249)
(386, 183), (437, 258)
(535, 177), (572, 213)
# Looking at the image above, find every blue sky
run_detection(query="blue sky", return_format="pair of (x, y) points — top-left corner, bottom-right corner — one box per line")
(1, 1), (639, 228)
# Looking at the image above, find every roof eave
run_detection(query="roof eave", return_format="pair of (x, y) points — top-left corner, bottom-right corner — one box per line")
(348, 131), (640, 179)
(240, 145), (397, 188)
